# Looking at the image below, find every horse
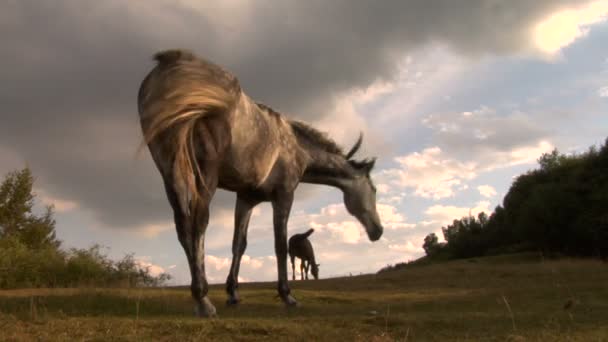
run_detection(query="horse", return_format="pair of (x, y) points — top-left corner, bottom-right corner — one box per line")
(137, 49), (384, 317)
(289, 228), (319, 280)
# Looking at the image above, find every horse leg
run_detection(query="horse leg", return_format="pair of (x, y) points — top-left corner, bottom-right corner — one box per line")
(300, 260), (305, 280)
(304, 261), (309, 280)
(162, 176), (216, 317)
(290, 255), (296, 281)
(226, 195), (259, 305)
(190, 193), (216, 317)
(272, 192), (297, 306)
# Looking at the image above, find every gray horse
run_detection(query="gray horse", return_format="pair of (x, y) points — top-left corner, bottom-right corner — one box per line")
(137, 49), (384, 317)
(289, 228), (319, 280)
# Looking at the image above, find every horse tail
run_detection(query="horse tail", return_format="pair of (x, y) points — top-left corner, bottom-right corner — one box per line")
(138, 49), (237, 203)
(302, 228), (315, 239)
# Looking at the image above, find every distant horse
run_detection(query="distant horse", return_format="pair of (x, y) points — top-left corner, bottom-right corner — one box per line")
(289, 228), (319, 280)
(137, 49), (384, 317)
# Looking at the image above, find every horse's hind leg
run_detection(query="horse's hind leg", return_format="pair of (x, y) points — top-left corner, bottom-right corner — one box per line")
(226, 195), (259, 305)
(186, 119), (226, 317)
(190, 187), (217, 317)
(162, 171), (217, 317)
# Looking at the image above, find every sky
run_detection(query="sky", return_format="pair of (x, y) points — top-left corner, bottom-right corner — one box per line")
(1, 0), (608, 285)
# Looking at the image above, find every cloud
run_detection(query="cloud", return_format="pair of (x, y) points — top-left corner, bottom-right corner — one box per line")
(241, 254), (264, 270)
(309, 202), (413, 244)
(134, 259), (166, 277)
(0, 0), (595, 233)
(379, 106), (555, 199)
(35, 189), (79, 213)
(380, 147), (477, 200)
(477, 185), (497, 198)
(376, 204), (416, 230)
(422, 106), (550, 157)
(202, 254), (278, 284)
(130, 221), (173, 239)
(599, 86), (608, 97)
(532, 0), (608, 56)
(206, 255), (231, 272)
(424, 201), (492, 226)
(388, 240), (423, 254)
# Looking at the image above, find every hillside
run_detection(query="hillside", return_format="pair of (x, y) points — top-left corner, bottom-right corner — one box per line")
(1, 254), (607, 341)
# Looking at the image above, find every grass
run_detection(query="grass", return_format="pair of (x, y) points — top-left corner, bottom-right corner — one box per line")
(1, 253), (607, 341)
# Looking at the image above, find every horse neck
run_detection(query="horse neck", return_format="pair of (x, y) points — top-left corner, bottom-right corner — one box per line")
(300, 146), (353, 189)
(306, 249), (316, 264)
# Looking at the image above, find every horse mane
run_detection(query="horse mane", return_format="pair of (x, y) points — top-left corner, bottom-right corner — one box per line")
(288, 120), (344, 156)
(153, 49), (197, 64)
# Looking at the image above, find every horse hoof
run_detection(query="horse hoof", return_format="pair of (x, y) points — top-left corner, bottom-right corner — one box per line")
(226, 297), (241, 306)
(195, 297), (218, 318)
(284, 295), (298, 307)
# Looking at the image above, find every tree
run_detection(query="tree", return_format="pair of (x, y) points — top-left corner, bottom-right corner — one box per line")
(538, 148), (563, 171)
(423, 233), (440, 256)
(0, 168), (60, 249)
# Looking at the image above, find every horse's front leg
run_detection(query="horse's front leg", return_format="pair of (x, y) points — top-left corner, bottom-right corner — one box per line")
(226, 195), (259, 305)
(290, 255), (296, 281)
(300, 261), (305, 280)
(272, 192), (297, 306)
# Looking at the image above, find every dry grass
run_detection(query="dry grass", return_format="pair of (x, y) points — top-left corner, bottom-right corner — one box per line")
(1, 254), (607, 341)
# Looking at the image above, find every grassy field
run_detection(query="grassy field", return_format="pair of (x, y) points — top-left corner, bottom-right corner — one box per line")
(1, 253), (607, 341)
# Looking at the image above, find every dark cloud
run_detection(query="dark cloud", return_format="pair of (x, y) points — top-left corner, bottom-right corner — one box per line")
(0, 0), (590, 229)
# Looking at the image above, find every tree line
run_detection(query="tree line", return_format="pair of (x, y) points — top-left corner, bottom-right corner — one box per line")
(423, 138), (608, 261)
(0, 168), (171, 289)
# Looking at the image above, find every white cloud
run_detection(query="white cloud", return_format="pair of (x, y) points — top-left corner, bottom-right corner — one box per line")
(376, 204), (415, 230)
(378, 106), (555, 200)
(310, 203), (413, 244)
(424, 201), (491, 226)
(324, 221), (362, 244)
(312, 76), (396, 158)
(35, 188), (79, 213)
(376, 183), (391, 195)
(598, 86), (608, 97)
(131, 221), (173, 238)
(134, 259), (166, 277)
(241, 254), (264, 269)
(376, 47), (469, 126)
(198, 254), (279, 284)
(477, 185), (497, 198)
(388, 240), (423, 254)
(206, 255), (231, 272)
(379, 195), (404, 205)
(380, 146), (477, 200)
(532, 0), (608, 56)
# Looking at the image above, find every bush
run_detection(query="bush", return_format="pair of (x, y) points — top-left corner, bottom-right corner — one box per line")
(0, 168), (171, 289)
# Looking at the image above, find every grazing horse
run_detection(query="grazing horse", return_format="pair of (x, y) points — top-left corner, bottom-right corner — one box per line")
(289, 228), (319, 280)
(137, 49), (384, 317)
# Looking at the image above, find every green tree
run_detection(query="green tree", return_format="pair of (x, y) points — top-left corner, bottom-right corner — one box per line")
(423, 233), (439, 256)
(0, 168), (60, 249)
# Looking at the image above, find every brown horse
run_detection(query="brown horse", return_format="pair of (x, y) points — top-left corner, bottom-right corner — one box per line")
(289, 228), (319, 280)
(137, 49), (384, 317)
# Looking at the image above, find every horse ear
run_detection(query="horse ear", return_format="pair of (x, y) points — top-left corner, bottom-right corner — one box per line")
(345, 132), (363, 160)
(363, 157), (376, 173)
